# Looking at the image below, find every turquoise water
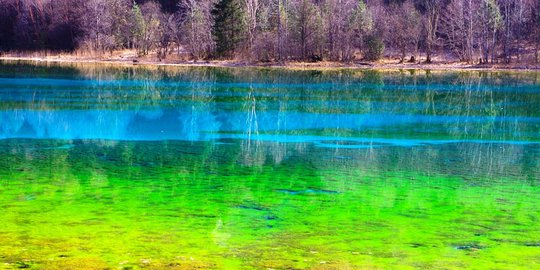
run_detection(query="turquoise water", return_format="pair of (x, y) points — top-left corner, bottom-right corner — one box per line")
(0, 61), (539, 269)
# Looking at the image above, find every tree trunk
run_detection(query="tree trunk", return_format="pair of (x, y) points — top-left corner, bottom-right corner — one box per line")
(535, 41), (539, 64)
(491, 29), (498, 63)
(277, 0), (283, 61)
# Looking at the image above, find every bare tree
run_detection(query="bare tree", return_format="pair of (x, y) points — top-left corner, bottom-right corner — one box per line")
(351, 0), (373, 58)
(80, 0), (132, 52)
(80, 0), (113, 51)
(179, 0), (215, 59)
(289, 0), (324, 60)
(276, 0), (289, 60)
(131, 1), (164, 56)
(250, 0), (277, 61)
(325, 0), (370, 61)
(244, 0), (262, 54)
(108, 0), (133, 49)
(419, 0), (447, 63)
(499, 0), (535, 63)
(13, 0), (50, 49)
(478, 0), (502, 63)
(534, 1), (540, 63)
(385, 1), (421, 62)
(441, 0), (477, 62)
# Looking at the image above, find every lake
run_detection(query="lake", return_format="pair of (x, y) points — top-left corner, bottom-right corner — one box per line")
(0, 61), (539, 269)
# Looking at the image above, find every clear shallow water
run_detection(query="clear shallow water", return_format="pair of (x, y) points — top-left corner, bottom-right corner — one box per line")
(0, 61), (539, 269)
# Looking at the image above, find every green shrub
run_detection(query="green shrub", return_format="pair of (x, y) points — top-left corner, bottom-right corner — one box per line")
(363, 35), (384, 61)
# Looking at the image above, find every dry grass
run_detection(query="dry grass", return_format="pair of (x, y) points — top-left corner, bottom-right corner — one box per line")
(1, 49), (540, 72)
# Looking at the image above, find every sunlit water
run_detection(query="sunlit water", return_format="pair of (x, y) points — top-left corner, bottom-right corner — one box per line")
(0, 61), (539, 269)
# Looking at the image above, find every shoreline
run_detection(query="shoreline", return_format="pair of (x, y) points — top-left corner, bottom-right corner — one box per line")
(1, 56), (540, 72)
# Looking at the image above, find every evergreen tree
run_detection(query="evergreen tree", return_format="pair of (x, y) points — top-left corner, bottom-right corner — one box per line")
(212, 0), (246, 57)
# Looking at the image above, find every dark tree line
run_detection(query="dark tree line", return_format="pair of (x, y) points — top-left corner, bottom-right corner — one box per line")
(0, 0), (539, 64)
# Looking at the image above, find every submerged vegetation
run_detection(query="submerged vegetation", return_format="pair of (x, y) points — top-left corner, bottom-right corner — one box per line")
(1, 138), (539, 269)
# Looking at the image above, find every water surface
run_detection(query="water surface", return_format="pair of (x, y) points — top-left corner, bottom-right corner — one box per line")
(0, 61), (539, 269)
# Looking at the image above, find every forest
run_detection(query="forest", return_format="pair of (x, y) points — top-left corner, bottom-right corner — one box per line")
(0, 0), (539, 64)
